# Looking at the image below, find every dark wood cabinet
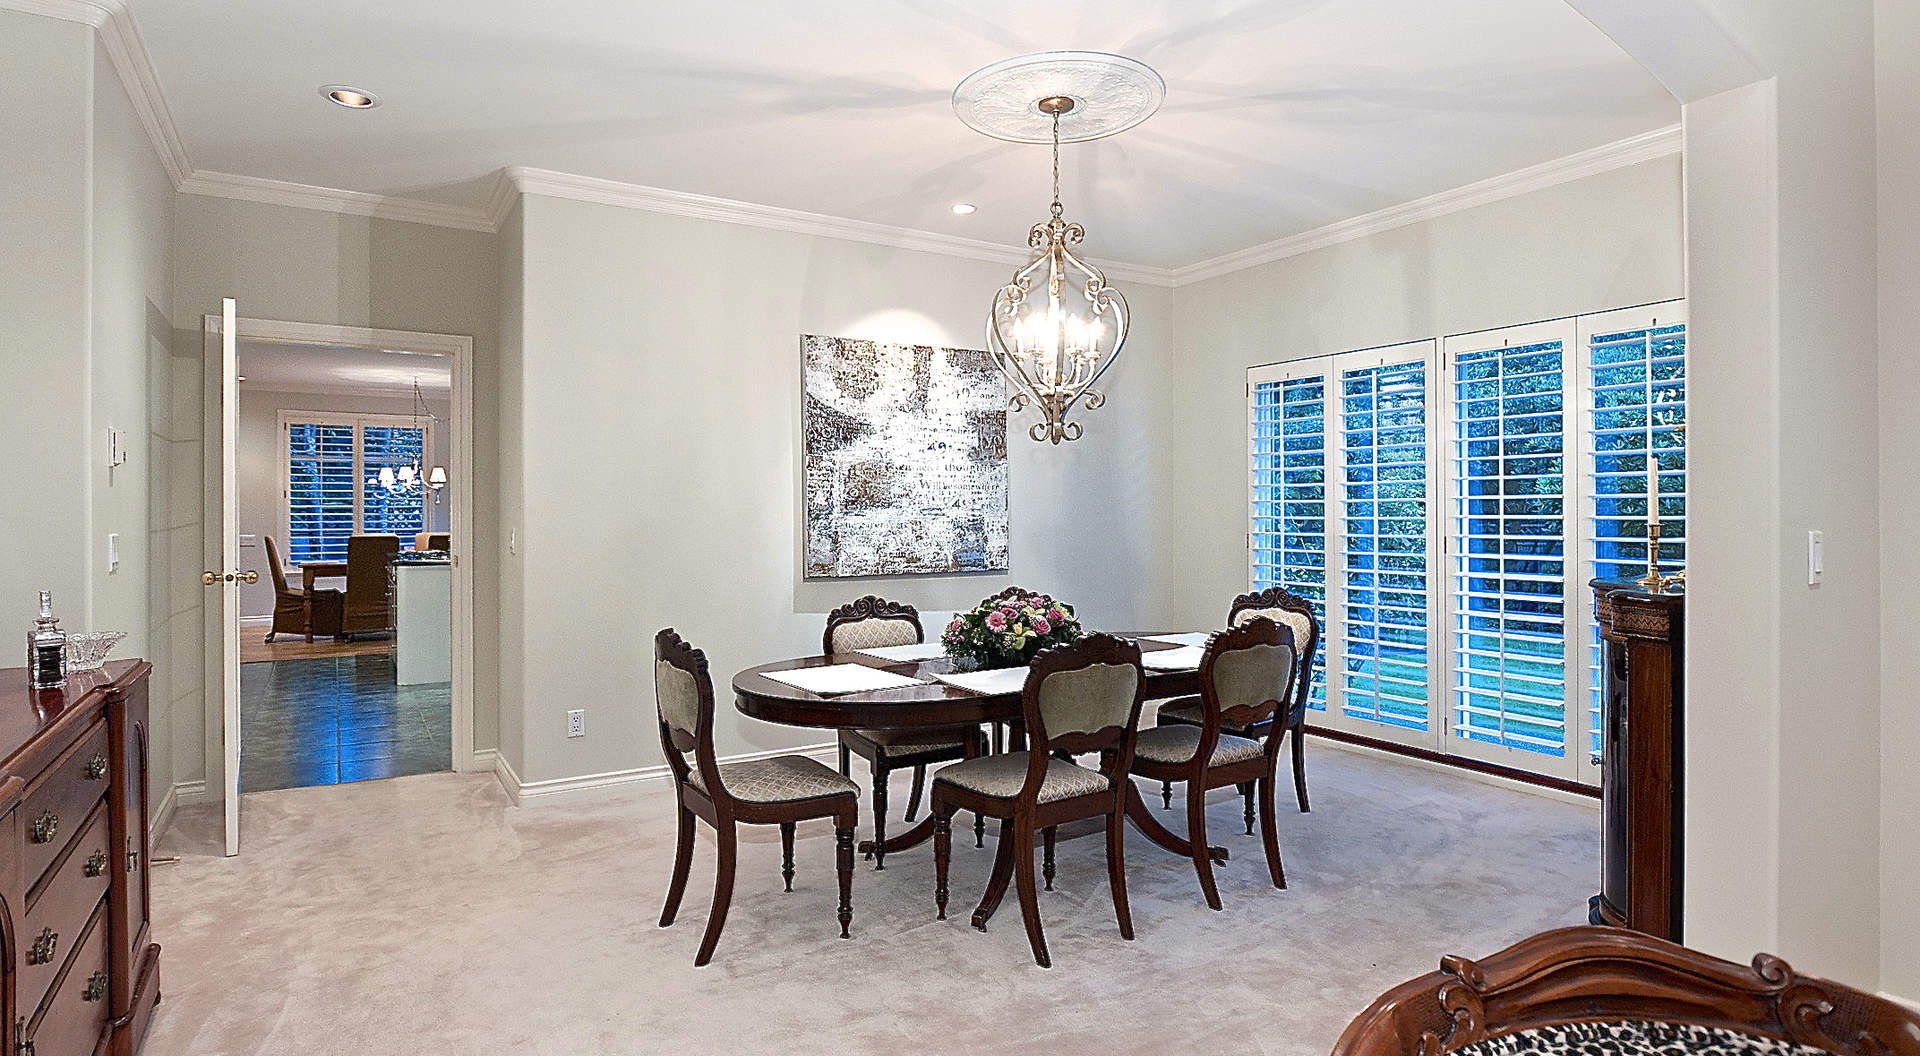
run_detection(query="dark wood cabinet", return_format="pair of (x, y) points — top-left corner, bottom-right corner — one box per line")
(0, 660), (160, 1056)
(1590, 582), (1684, 942)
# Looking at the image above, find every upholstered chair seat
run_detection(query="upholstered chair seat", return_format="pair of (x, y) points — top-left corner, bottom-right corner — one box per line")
(931, 753), (1110, 804)
(1132, 724), (1265, 768)
(687, 756), (860, 805)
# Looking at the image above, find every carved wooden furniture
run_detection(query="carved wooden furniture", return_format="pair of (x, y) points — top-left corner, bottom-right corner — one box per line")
(655, 629), (857, 967)
(0, 660), (161, 1056)
(1130, 620), (1297, 910)
(1154, 586), (1321, 815)
(929, 634), (1146, 968)
(825, 596), (985, 869)
(1331, 926), (1920, 1056)
(733, 636), (1226, 869)
(298, 560), (348, 642)
(340, 533), (400, 637)
(265, 536), (342, 643)
(1590, 582), (1685, 941)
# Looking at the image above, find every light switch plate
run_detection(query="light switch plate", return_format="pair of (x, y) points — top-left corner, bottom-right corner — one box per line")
(239, 534), (258, 548)
(1808, 530), (1824, 586)
(107, 533), (119, 573)
(107, 426), (129, 467)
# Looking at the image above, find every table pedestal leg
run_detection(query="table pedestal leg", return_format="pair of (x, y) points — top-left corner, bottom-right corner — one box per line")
(1124, 784), (1229, 864)
(857, 816), (935, 859)
(303, 571), (315, 643)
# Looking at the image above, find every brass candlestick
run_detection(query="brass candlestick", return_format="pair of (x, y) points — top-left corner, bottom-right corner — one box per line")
(1637, 521), (1683, 593)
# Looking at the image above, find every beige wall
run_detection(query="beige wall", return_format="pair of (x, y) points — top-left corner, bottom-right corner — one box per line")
(235, 387), (452, 621)
(502, 194), (1174, 784)
(1161, 156), (1686, 629)
(173, 196), (500, 799)
(1876, 0), (1920, 1005)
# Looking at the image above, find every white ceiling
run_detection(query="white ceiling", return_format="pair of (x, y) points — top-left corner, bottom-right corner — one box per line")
(133, 0), (1677, 269)
(237, 341), (452, 397)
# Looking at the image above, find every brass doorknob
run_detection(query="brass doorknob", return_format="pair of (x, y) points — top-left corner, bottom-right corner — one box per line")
(202, 570), (260, 585)
(240, 570), (259, 584)
(202, 571), (219, 585)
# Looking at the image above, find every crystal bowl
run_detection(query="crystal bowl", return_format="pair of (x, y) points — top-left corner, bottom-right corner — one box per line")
(65, 631), (126, 672)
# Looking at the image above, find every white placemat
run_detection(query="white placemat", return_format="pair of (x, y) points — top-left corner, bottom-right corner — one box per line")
(1142, 632), (1213, 648)
(760, 664), (930, 696)
(1142, 645), (1205, 671)
(932, 666), (1031, 696)
(854, 642), (948, 663)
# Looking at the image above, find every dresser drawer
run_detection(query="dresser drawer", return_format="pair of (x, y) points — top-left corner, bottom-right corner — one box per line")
(18, 720), (110, 887)
(25, 899), (109, 1056)
(19, 801), (111, 1020)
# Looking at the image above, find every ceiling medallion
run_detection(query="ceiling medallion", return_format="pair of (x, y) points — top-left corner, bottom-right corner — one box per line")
(954, 52), (1162, 444)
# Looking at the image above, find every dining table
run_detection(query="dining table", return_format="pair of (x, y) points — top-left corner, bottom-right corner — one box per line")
(732, 634), (1231, 929)
(299, 560), (349, 641)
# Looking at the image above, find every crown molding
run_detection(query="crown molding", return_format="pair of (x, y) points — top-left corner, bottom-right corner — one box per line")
(178, 170), (497, 231)
(2, 0), (193, 184)
(500, 166), (1182, 288)
(1167, 124), (1683, 286)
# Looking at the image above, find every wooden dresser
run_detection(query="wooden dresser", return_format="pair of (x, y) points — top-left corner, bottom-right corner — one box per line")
(0, 661), (159, 1056)
(1589, 582), (1685, 942)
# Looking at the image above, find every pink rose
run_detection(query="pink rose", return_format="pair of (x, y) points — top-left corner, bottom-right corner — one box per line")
(948, 618), (963, 633)
(999, 607), (1017, 621)
(1028, 595), (1046, 608)
(1032, 617), (1052, 635)
(1046, 608), (1064, 623)
(985, 612), (1007, 632)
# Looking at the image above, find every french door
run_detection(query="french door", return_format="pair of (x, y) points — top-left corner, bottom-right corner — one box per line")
(1248, 301), (1686, 785)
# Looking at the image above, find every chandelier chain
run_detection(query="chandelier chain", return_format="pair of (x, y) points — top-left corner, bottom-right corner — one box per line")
(1049, 111), (1063, 222)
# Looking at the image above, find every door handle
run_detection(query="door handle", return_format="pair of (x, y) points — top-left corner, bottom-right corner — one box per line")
(202, 570), (261, 585)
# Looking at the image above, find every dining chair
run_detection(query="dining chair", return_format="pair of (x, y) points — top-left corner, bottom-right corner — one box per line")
(930, 633), (1146, 969)
(1131, 618), (1297, 910)
(827, 596), (987, 869)
(340, 533), (400, 638)
(655, 628), (858, 967)
(263, 535), (342, 641)
(1155, 585), (1321, 818)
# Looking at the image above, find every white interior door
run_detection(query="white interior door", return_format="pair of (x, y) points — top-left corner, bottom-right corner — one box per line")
(218, 298), (242, 856)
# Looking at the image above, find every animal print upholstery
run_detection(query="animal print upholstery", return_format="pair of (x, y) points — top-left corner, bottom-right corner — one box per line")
(686, 755), (858, 804)
(829, 617), (919, 653)
(1452, 1021), (1835, 1056)
(932, 752), (1109, 803)
(1132, 724), (1265, 767)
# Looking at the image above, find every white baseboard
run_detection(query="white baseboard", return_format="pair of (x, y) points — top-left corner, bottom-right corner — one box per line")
(1311, 735), (1601, 808)
(150, 782), (177, 844)
(491, 742), (838, 807)
(172, 778), (211, 803)
(1881, 990), (1920, 1014)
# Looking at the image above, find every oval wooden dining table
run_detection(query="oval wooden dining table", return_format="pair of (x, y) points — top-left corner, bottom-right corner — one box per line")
(732, 635), (1231, 926)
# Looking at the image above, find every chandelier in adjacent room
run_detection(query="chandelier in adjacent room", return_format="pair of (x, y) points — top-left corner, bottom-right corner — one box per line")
(954, 52), (1162, 444)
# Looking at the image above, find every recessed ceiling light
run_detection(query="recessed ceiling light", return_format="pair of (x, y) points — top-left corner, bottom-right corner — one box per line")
(951, 202), (977, 215)
(320, 85), (380, 109)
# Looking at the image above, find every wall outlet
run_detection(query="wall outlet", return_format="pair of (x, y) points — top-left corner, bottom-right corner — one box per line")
(107, 533), (120, 573)
(566, 709), (585, 738)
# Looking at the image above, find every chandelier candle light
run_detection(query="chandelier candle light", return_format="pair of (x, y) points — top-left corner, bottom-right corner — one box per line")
(955, 52), (1163, 444)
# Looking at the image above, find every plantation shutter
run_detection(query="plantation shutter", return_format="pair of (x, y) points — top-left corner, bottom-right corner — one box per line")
(1249, 369), (1330, 708)
(286, 421), (356, 564)
(361, 425), (427, 540)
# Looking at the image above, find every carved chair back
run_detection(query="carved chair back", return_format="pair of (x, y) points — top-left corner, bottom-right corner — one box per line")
(1018, 633), (1145, 799)
(1228, 587), (1320, 720)
(822, 595), (923, 655)
(1197, 619), (1298, 759)
(654, 628), (727, 805)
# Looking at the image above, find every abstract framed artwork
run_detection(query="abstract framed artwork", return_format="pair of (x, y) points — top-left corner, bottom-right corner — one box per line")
(802, 334), (1009, 577)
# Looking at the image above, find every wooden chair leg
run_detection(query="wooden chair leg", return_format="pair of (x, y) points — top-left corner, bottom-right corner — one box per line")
(1105, 803), (1133, 940)
(973, 819), (1015, 930)
(693, 822), (737, 967)
(659, 805), (695, 927)
(836, 820), (855, 938)
(869, 760), (889, 870)
(1013, 823), (1050, 968)
(838, 741), (850, 777)
(933, 803), (954, 920)
(1291, 722), (1311, 813)
(1258, 774), (1287, 889)
(1161, 779), (1172, 809)
(780, 821), (796, 892)
(1187, 782), (1223, 911)
(1241, 781), (1256, 835)
(974, 811), (986, 848)
(1042, 826), (1056, 891)
(905, 764), (926, 821)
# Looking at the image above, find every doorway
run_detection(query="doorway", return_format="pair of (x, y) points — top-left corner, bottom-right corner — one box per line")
(205, 309), (477, 855)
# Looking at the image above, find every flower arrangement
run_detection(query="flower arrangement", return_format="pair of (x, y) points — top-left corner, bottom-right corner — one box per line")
(942, 591), (1083, 670)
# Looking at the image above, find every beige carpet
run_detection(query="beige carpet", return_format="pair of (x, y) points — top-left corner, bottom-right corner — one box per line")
(147, 746), (1597, 1055)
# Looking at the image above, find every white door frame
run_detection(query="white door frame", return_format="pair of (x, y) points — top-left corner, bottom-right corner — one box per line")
(202, 315), (479, 847)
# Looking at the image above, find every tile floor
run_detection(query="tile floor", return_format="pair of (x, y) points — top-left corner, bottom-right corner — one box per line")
(239, 654), (451, 792)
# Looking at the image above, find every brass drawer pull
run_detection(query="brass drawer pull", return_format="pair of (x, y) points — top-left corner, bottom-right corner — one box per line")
(28, 811), (58, 844)
(27, 928), (57, 966)
(82, 971), (108, 1002)
(84, 849), (108, 877)
(85, 753), (107, 780)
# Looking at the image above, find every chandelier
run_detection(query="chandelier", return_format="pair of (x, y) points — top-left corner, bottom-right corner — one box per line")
(955, 52), (1162, 444)
(370, 378), (447, 502)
